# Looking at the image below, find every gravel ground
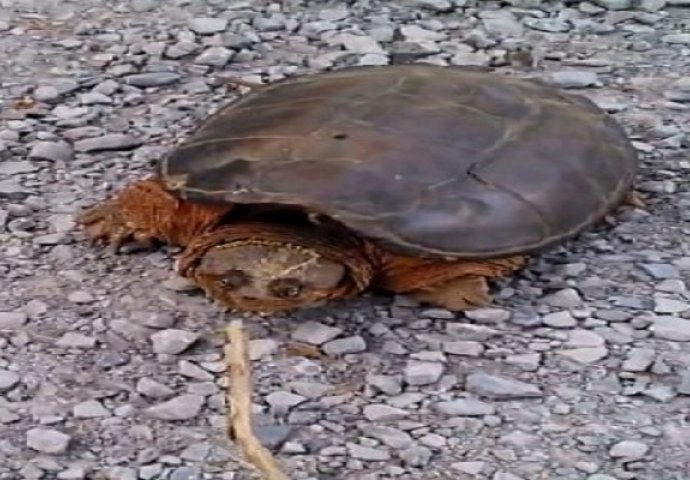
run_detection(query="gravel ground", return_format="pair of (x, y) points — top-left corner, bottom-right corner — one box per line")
(2, 0), (690, 479)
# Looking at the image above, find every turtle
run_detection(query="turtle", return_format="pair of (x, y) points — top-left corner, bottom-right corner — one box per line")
(75, 64), (640, 313)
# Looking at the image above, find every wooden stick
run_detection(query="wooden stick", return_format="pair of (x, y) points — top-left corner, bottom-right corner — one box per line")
(225, 319), (289, 480)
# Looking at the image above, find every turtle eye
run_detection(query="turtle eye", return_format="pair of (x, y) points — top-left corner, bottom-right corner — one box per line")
(217, 269), (249, 290)
(269, 278), (304, 298)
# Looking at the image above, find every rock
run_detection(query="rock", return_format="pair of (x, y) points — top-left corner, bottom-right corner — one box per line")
(194, 47), (234, 66)
(0, 311), (28, 329)
(347, 443), (391, 461)
(622, 348), (655, 372)
(123, 72), (181, 87)
(73, 400), (110, 418)
(265, 391), (306, 415)
(465, 308), (511, 323)
(542, 311), (577, 328)
(677, 370), (690, 395)
(434, 398), (496, 416)
(545, 71), (599, 88)
(442, 341), (485, 356)
(565, 329), (606, 348)
(640, 263), (679, 279)
(73, 134), (142, 152)
(188, 17), (228, 35)
(543, 288), (583, 308)
(399, 445), (433, 467)
(150, 329), (200, 354)
(170, 466), (201, 480)
(452, 461), (486, 474)
(323, 335), (367, 355)
(654, 298), (689, 314)
(26, 428), (71, 454)
(405, 0), (453, 11)
(329, 33), (386, 54)
(146, 394), (205, 420)
(651, 316), (690, 341)
(0, 370), (20, 390)
(465, 372), (542, 399)
(28, 141), (73, 162)
(558, 347), (609, 364)
(592, 0), (633, 9)
(609, 440), (649, 460)
(362, 425), (413, 449)
(363, 404), (409, 421)
(404, 360), (445, 385)
(56, 332), (97, 348)
(291, 321), (342, 345)
(137, 377), (175, 399)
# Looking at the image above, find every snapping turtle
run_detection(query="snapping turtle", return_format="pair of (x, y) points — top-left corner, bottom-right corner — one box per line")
(76, 64), (639, 313)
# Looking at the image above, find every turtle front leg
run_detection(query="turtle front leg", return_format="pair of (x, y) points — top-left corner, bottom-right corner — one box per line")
(76, 178), (233, 252)
(372, 250), (526, 311)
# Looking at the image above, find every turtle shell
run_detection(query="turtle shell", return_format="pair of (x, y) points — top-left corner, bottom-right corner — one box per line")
(160, 64), (638, 259)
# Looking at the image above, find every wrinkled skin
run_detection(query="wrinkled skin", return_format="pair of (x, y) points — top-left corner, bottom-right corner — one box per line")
(76, 179), (526, 313)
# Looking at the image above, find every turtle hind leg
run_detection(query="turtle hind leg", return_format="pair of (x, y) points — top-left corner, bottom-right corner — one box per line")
(371, 248), (526, 311)
(408, 275), (492, 310)
(76, 178), (233, 252)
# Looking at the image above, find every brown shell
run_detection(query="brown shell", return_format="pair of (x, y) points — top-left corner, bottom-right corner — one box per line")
(160, 64), (638, 259)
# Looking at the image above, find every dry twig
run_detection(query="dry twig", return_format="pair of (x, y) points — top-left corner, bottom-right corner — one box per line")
(225, 320), (289, 480)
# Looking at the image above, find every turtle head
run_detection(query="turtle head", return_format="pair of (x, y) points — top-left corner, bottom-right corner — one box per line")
(175, 223), (374, 312)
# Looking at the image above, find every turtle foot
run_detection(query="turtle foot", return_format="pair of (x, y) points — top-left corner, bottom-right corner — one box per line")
(76, 200), (158, 253)
(408, 275), (492, 311)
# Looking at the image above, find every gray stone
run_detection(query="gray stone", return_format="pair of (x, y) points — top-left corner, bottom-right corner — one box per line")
(249, 338), (279, 360)
(363, 404), (409, 421)
(56, 332), (97, 348)
(545, 71), (599, 88)
(291, 321), (342, 345)
(170, 466), (201, 480)
(609, 440), (649, 460)
(622, 348), (655, 372)
(188, 17), (228, 34)
(194, 47), (234, 66)
(399, 445), (432, 467)
(366, 374), (403, 395)
(592, 0), (632, 8)
(654, 298), (689, 314)
(26, 428), (71, 454)
(640, 263), (679, 279)
(123, 72), (181, 87)
(404, 360), (445, 385)
(558, 347), (608, 364)
(265, 391), (306, 414)
(651, 316), (690, 341)
(0, 312), (29, 330)
(677, 370), (690, 395)
(434, 398), (496, 416)
(0, 370), (20, 390)
(28, 141), (73, 162)
(136, 377), (175, 399)
(565, 329), (606, 348)
(542, 311), (577, 328)
(329, 33), (385, 54)
(323, 335), (367, 355)
(150, 329), (200, 354)
(465, 308), (511, 323)
(74, 134), (142, 152)
(465, 372), (542, 399)
(543, 288), (583, 308)
(347, 443), (391, 461)
(662, 34), (690, 45)
(452, 461), (486, 475)
(146, 394), (205, 420)
(73, 400), (110, 418)
(362, 425), (413, 449)
(405, 0), (453, 11)
(443, 341), (485, 356)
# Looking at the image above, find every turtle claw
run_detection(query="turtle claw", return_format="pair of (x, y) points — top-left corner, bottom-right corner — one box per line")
(76, 201), (153, 253)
